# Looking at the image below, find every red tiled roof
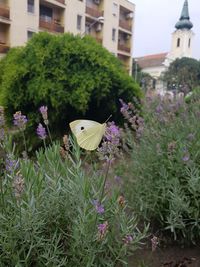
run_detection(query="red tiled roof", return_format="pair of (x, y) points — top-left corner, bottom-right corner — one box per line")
(135, 52), (168, 69)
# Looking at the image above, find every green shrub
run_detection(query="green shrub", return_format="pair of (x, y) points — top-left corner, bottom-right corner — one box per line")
(0, 32), (141, 134)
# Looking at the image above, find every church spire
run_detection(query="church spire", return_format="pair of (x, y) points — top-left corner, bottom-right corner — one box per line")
(175, 0), (193, 30)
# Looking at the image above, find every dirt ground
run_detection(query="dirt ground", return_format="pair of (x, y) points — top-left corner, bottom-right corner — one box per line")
(129, 246), (200, 267)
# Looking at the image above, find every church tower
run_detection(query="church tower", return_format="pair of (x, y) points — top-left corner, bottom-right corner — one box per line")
(166, 0), (194, 65)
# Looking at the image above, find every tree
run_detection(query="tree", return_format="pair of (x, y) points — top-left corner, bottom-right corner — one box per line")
(132, 59), (154, 92)
(162, 57), (200, 95)
(0, 32), (141, 135)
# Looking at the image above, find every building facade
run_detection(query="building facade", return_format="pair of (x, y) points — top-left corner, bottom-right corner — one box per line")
(0, 0), (135, 73)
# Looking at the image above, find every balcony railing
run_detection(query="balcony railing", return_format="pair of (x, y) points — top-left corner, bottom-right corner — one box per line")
(0, 43), (9, 53)
(0, 4), (10, 19)
(86, 6), (103, 18)
(39, 18), (64, 33)
(118, 43), (131, 53)
(119, 20), (132, 32)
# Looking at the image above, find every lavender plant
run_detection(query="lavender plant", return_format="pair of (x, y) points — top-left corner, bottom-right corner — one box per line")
(13, 111), (28, 156)
(39, 105), (52, 143)
(0, 109), (148, 266)
(121, 95), (200, 244)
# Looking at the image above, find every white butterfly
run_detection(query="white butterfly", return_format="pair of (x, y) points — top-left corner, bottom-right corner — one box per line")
(69, 120), (106, 151)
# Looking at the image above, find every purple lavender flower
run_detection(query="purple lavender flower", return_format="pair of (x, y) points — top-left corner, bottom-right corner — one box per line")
(119, 99), (131, 121)
(39, 106), (48, 116)
(119, 99), (129, 114)
(105, 122), (120, 144)
(182, 154), (190, 162)
(119, 99), (144, 138)
(97, 121), (121, 162)
(123, 235), (133, 245)
(36, 123), (47, 140)
(182, 147), (190, 162)
(92, 199), (105, 214)
(5, 155), (19, 173)
(155, 104), (163, 114)
(13, 111), (27, 130)
(97, 221), (108, 240)
(39, 106), (48, 125)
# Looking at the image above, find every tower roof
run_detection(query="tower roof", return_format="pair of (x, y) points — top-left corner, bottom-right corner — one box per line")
(175, 0), (193, 30)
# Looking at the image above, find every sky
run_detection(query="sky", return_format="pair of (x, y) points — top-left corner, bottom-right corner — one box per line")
(129, 0), (200, 59)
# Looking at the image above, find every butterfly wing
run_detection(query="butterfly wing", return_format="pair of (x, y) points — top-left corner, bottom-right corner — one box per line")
(69, 120), (106, 150)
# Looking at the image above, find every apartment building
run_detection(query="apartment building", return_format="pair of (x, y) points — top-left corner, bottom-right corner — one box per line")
(0, 0), (135, 73)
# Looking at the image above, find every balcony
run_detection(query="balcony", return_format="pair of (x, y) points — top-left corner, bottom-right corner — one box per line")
(0, 4), (10, 20)
(86, 5), (103, 18)
(119, 19), (132, 32)
(117, 53), (131, 73)
(118, 43), (130, 53)
(39, 18), (64, 33)
(0, 43), (9, 53)
(56, 0), (65, 4)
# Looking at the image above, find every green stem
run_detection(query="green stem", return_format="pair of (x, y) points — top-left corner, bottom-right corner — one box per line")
(22, 131), (27, 156)
(43, 138), (47, 150)
(46, 125), (53, 144)
(88, 160), (111, 266)
(92, 160), (111, 238)
(19, 202), (22, 226)
(100, 159), (111, 203)
(0, 174), (5, 212)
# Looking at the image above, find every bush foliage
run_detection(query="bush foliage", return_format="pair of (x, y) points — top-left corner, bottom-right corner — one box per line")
(162, 57), (200, 93)
(0, 32), (141, 131)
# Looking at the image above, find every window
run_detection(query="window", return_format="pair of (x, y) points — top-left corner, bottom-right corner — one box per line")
(188, 38), (191, 48)
(27, 0), (34, 13)
(177, 38), (180, 47)
(77, 15), (82, 30)
(40, 5), (53, 22)
(112, 3), (118, 16)
(112, 28), (116, 41)
(27, 30), (35, 40)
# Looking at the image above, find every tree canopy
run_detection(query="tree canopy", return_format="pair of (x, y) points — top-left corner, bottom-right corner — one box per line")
(162, 57), (200, 94)
(0, 32), (141, 134)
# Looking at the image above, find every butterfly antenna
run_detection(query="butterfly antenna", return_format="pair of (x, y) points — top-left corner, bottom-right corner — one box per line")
(105, 115), (112, 123)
